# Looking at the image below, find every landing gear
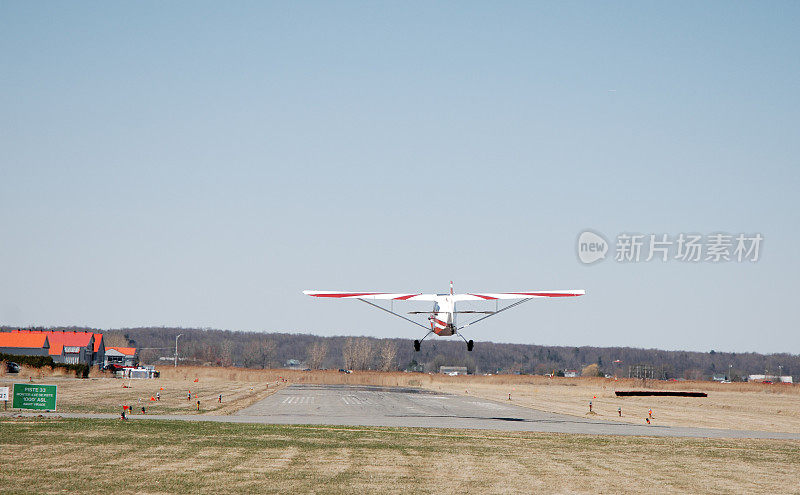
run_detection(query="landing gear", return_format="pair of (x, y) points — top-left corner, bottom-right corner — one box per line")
(456, 332), (474, 351)
(413, 331), (433, 352)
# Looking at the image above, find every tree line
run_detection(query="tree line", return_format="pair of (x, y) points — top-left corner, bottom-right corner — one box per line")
(3, 325), (797, 380)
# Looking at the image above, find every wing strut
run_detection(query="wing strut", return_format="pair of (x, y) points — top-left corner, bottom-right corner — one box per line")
(357, 298), (431, 331)
(457, 298), (533, 330)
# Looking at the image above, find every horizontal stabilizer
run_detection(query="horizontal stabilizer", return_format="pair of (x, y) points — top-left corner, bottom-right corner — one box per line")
(406, 311), (495, 315)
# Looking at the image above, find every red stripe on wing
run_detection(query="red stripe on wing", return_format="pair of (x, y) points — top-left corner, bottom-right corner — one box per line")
(468, 293), (498, 300)
(508, 292), (582, 297)
(394, 294), (421, 300)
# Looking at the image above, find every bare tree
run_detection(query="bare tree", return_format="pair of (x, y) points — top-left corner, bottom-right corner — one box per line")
(378, 341), (398, 371)
(355, 338), (375, 370)
(581, 363), (600, 377)
(342, 338), (374, 370)
(103, 333), (129, 348)
(242, 344), (263, 369)
(258, 339), (276, 369)
(219, 341), (234, 367)
(307, 341), (328, 369)
(342, 338), (356, 370)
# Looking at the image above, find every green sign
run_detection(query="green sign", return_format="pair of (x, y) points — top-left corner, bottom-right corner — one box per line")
(12, 384), (57, 411)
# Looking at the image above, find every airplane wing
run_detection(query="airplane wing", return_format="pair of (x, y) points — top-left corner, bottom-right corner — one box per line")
(303, 291), (439, 302)
(452, 290), (585, 330)
(452, 290), (585, 302)
(303, 289), (586, 333)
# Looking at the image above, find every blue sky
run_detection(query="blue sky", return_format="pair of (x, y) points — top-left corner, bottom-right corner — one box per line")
(1, 2), (798, 353)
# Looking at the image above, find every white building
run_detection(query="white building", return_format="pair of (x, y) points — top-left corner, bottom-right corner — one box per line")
(748, 374), (793, 383)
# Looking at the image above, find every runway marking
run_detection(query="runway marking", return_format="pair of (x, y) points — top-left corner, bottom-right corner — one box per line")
(341, 395), (369, 405)
(282, 396), (313, 405)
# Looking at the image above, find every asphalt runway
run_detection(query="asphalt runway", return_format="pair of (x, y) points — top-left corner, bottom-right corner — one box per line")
(230, 384), (800, 440)
(6, 384), (799, 440)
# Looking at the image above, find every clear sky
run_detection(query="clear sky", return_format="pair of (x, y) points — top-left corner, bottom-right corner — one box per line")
(1, 2), (798, 353)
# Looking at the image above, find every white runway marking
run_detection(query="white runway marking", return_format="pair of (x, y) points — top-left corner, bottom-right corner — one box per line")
(281, 396), (313, 405)
(341, 395), (368, 405)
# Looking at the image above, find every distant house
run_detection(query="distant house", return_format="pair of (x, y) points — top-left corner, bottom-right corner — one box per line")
(0, 332), (50, 357)
(563, 370), (579, 378)
(439, 366), (468, 375)
(284, 359), (305, 370)
(712, 374), (727, 382)
(105, 347), (138, 367)
(748, 374), (793, 384)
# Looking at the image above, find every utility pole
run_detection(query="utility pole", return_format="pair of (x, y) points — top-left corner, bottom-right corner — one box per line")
(174, 334), (183, 368)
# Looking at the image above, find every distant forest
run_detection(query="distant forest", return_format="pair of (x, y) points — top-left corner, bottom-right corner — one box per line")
(6, 325), (797, 381)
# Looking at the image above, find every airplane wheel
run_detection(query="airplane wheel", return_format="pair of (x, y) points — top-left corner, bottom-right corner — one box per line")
(414, 340), (421, 352)
(467, 340), (474, 352)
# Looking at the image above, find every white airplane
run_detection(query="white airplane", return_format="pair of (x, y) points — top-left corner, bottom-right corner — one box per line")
(303, 282), (585, 352)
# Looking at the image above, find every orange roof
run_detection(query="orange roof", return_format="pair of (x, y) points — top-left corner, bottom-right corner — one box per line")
(0, 332), (49, 349)
(107, 346), (137, 356)
(93, 333), (104, 352)
(13, 329), (94, 347)
(49, 343), (64, 356)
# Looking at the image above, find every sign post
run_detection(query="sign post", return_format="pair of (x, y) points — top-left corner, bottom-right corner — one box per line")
(0, 386), (8, 410)
(12, 384), (57, 411)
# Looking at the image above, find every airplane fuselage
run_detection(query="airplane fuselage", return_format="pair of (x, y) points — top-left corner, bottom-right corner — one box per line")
(430, 296), (457, 335)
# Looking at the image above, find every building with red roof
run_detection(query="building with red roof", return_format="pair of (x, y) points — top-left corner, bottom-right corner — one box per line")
(0, 332), (50, 357)
(9, 330), (102, 365)
(105, 346), (138, 367)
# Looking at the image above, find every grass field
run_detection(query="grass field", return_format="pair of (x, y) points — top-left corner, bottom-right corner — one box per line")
(0, 366), (287, 416)
(425, 375), (800, 433)
(1, 418), (799, 494)
(3, 366), (797, 433)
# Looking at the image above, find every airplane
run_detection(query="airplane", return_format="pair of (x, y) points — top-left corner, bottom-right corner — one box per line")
(303, 282), (585, 352)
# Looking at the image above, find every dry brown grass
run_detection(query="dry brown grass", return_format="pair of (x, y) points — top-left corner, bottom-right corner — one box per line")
(0, 365), (290, 415)
(420, 374), (800, 433)
(2, 366), (798, 433)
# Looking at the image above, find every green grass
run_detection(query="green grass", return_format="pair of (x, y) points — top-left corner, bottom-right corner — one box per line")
(1, 418), (799, 494)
